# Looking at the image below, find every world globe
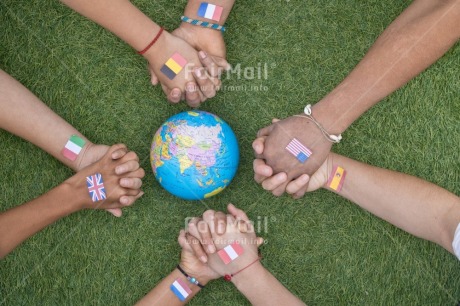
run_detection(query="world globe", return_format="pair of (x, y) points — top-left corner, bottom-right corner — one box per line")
(150, 111), (240, 200)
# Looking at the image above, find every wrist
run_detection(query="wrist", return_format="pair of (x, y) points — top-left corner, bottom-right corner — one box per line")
(141, 27), (169, 62)
(178, 263), (212, 286)
(309, 103), (349, 135)
(231, 261), (265, 287)
(63, 175), (91, 211)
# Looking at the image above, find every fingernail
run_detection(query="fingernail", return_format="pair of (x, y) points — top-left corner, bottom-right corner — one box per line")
(200, 256), (208, 263)
(186, 84), (195, 92)
(120, 178), (128, 186)
(121, 197), (128, 205)
(199, 51), (207, 59)
(225, 63), (232, 71)
(194, 68), (202, 77)
(300, 174), (309, 183)
(139, 191), (145, 197)
(208, 244), (216, 253)
(172, 89), (180, 98)
(116, 166), (124, 174)
(217, 224), (225, 234)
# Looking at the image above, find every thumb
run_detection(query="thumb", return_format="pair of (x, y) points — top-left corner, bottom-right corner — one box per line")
(256, 237), (264, 247)
(148, 64), (159, 85)
(106, 208), (122, 217)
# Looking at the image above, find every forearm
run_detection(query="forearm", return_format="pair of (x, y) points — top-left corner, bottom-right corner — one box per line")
(0, 70), (91, 171)
(136, 269), (206, 306)
(184, 0), (236, 25)
(232, 263), (305, 306)
(0, 183), (83, 259)
(60, 0), (160, 52)
(313, 0), (460, 134)
(325, 153), (460, 254)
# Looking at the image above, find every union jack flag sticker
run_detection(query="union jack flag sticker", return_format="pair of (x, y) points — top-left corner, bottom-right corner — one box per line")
(86, 173), (106, 202)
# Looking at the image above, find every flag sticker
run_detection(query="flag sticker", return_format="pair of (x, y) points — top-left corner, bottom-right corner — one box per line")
(170, 278), (192, 302)
(86, 173), (106, 202)
(160, 52), (188, 80)
(327, 166), (346, 192)
(197, 2), (223, 22)
(285, 138), (312, 163)
(218, 242), (244, 265)
(62, 135), (85, 161)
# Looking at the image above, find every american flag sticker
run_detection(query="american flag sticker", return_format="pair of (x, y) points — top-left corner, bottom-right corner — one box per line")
(327, 166), (346, 192)
(285, 138), (312, 163)
(197, 2), (224, 22)
(217, 242), (244, 265)
(160, 52), (188, 80)
(62, 135), (85, 161)
(170, 278), (192, 302)
(86, 173), (106, 202)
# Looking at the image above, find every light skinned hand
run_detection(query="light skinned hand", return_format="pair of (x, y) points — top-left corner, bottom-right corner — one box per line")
(177, 229), (220, 284)
(186, 204), (263, 263)
(65, 144), (144, 216)
(144, 31), (227, 107)
(254, 116), (333, 197)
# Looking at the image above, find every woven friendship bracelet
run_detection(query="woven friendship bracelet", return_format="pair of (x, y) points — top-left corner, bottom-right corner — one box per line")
(180, 15), (226, 33)
(294, 104), (343, 143)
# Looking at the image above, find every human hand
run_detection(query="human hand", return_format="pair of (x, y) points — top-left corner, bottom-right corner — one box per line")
(192, 206), (262, 278)
(253, 116), (333, 198)
(66, 144), (145, 215)
(144, 30), (227, 107)
(177, 230), (220, 285)
(185, 204), (263, 262)
(76, 143), (145, 217)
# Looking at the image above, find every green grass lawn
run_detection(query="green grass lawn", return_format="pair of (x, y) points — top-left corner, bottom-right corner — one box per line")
(1, 0), (459, 305)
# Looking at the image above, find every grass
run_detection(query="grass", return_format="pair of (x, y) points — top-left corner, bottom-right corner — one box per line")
(0, 0), (459, 305)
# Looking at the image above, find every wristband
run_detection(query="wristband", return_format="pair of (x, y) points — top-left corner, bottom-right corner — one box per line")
(294, 104), (343, 143)
(180, 15), (226, 33)
(223, 255), (262, 282)
(137, 27), (164, 55)
(176, 265), (205, 289)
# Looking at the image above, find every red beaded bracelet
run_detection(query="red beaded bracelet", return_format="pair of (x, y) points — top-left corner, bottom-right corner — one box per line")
(223, 255), (262, 281)
(137, 27), (164, 55)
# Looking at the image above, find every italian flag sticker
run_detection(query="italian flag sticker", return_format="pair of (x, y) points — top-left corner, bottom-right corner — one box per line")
(62, 135), (85, 161)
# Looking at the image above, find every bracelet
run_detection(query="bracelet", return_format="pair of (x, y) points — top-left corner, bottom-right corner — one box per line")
(176, 265), (205, 289)
(137, 27), (164, 55)
(223, 255), (262, 282)
(180, 16), (226, 33)
(293, 104), (343, 143)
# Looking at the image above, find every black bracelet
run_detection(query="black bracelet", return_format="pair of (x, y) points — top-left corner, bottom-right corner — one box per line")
(177, 265), (205, 289)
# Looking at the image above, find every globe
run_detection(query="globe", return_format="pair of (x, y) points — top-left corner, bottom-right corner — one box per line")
(150, 111), (240, 200)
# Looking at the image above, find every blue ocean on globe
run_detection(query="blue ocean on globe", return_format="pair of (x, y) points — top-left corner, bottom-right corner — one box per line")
(150, 111), (239, 200)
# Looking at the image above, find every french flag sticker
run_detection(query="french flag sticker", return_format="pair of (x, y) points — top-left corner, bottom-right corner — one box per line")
(217, 242), (244, 264)
(197, 2), (224, 22)
(170, 278), (192, 302)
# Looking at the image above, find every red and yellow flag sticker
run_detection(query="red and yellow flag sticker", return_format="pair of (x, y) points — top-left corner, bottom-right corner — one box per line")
(327, 166), (346, 192)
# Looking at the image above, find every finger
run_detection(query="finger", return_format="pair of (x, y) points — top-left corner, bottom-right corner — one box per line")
(253, 159), (273, 179)
(108, 144), (128, 157)
(186, 217), (202, 239)
(125, 167), (145, 179)
(197, 220), (216, 254)
(105, 208), (122, 217)
(293, 184), (308, 199)
(285, 174), (310, 195)
(194, 68), (216, 99)
(211, 56), (231, 72)
(227, 203), (250, 222)
(214, 211), (227, 235)
(147, 63), (159, 86)
(120, 191), (144, 206)
(261, 172), (287, 191)
(111, 146), (128, 160)
(237, 220), (248, 233)
(185, 82), (201, 107)
(167, 88), (182, 104)
(185, 233), (208, 263)
(272, 181), (289, 197)
(257, 124), (274, 137)
(256, 236), (264, 247)
(120, 177), (142, 189)
(272, 118), (280, 123)
(198, 51), (221, 78)
(252, 137), (266, 156)
(115, 160), (140, 175)
(119, 151), (140, 163)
